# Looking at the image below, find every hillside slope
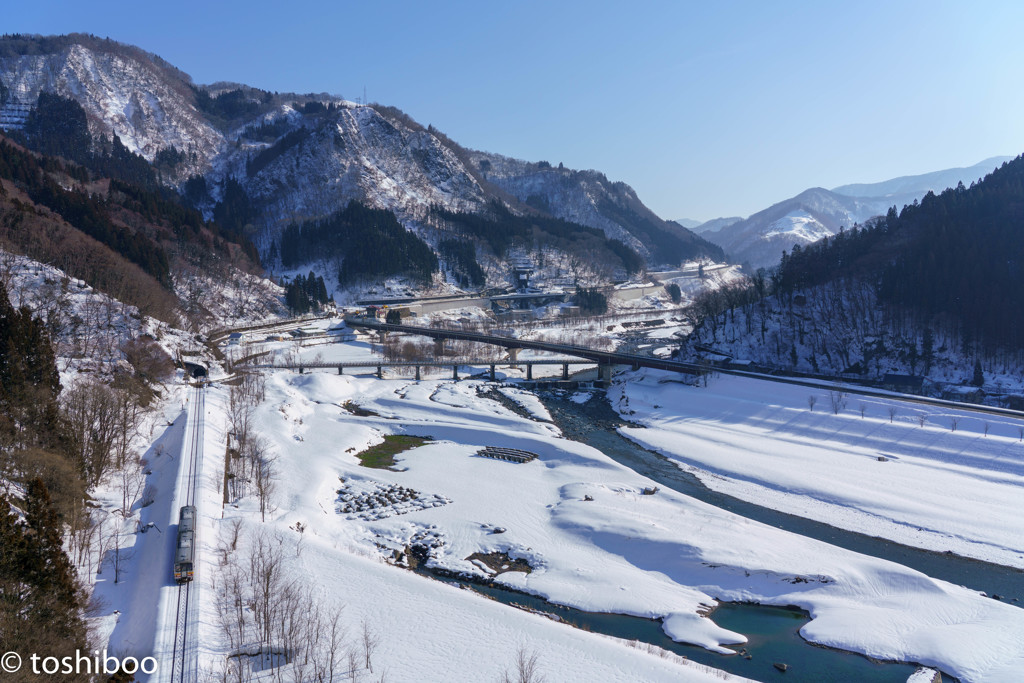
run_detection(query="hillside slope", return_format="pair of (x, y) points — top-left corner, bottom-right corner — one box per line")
(1, 34), (719, 277)
(682, 156), (1024, 403)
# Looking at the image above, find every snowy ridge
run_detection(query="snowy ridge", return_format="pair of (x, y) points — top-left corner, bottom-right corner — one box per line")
(0, 248), (187, 379)
(705, 187), (890, 268)
(0, 43), (225, 179)
(706, 157), (1015, 269)
(243, 104), (487, 234)
(0, 36), (718, 275)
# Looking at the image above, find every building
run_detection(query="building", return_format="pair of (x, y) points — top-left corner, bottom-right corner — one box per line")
(511, 259), (534, 290)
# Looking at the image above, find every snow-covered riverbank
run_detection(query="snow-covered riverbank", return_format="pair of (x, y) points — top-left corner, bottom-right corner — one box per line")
(226, 369), (1023, 682)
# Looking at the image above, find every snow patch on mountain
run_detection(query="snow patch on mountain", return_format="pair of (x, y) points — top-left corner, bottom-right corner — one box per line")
(241, 105), (486, 238)
(0, 43), (224, 178)
(470, 151), (647, 253)
(706, 188), (891, 268)
(760, 210), (833, 242)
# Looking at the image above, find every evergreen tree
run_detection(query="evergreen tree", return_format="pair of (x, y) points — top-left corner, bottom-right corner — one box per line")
(0, 280), (64, 450)
(23, 478), (84, 638)
(665, 283), (682, 304)
(922, 328), (935, 374)
(972, 359), (984, 387)
(0, 484), (87, 672)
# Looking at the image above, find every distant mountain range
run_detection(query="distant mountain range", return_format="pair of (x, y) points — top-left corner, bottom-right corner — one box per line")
(674, 216), (743, 235)
(688, 157), (1012, 268)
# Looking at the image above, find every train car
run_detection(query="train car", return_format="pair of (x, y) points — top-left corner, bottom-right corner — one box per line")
(173, 505), (197, 583)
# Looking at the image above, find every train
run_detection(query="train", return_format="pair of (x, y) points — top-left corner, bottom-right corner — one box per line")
(173, 505), (196, 583)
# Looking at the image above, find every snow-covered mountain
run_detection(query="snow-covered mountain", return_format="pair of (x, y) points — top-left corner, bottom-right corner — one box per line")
(703, 188), (890, 268)
(703, 157), (1013, 268)
(0, 36), (223, 179)
(0, 34), (719, 269)
(469, 152), (720, 262)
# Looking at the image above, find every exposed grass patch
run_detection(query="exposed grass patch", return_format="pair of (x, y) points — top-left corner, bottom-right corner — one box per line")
(355, 435), (431, 469)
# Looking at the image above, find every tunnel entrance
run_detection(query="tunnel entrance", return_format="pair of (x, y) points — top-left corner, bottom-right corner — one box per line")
(183, 361), (207, 378)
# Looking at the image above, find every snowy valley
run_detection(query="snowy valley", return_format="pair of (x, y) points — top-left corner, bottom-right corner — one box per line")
(1, 30), (1023, 683)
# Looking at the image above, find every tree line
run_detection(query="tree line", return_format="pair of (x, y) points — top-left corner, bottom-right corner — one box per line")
(774, 155), (1024, 354)
(438, 238), (485, 288)
(278, 201), (438, 285)
(0, 280), (88, 676)
(284, 271), (330, 315)
(0, 138), (171, 286)
(431, 200), (645, 276)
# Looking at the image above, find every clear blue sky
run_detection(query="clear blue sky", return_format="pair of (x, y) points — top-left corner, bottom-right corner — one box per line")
(7, 1), (1024, 221)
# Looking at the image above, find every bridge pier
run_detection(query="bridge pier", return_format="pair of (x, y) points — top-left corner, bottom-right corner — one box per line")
(338, 365), (343, 375)
(434, 338), (446, 356)
(527, 364), (533, 380)
(599, 363), (612, 383)
(376, 365), (383, 379)
(562, 363), (569, 380)
(415, 366), (421, 381)
(298, 366), (304, 374)
(452, 365), (459, 380)
(378, 330), (388, 344)
(507, 347), (520, 368)
(489, 364), (496, 382)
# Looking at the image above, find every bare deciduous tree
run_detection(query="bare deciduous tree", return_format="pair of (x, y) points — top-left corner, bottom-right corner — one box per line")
(361, 618), (380, 672)
(500, 647), (546, 683)
(807, 395), (817, 412)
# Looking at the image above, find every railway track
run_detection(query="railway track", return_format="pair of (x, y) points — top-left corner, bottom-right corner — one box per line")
(167, 385), (204, 683)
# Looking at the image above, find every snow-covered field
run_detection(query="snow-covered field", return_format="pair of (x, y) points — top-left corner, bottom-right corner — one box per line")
(195, 373), (751, 682)
(12, 242), (1016, 681)
(611, 369), (1024, 570)
(173, 366), (1024, 682)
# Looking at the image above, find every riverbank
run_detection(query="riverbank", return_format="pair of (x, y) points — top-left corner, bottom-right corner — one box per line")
(539, 386), (1024, 604)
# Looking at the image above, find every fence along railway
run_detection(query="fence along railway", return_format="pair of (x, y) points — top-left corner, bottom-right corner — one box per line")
(164, 384), (204, 683)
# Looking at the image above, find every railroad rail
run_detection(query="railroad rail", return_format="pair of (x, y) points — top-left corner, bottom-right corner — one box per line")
(167, 385), (204, 683)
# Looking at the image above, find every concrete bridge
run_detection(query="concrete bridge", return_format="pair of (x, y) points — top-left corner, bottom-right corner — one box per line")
(344, 316), (701, 382)
(242, 358), (596, 381)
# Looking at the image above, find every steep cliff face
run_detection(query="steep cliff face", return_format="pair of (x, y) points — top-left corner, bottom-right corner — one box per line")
(243, 106), (488, 235)
(470, 151), (723, 264)
(0, 39), (224, 179)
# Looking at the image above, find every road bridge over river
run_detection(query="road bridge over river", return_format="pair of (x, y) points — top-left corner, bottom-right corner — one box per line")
(344, 316), (697, 382)
(243, 358), (596, 381)
(344, 317), (1024, 420)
